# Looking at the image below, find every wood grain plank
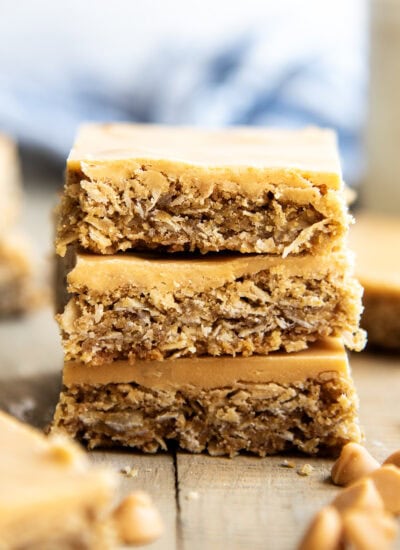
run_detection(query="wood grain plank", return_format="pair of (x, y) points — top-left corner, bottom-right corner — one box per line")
(176, 453), (337, 550)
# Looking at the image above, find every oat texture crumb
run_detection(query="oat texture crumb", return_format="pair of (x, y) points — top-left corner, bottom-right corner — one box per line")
(298, 464), (314, 477)
(120, 466), (138, 478)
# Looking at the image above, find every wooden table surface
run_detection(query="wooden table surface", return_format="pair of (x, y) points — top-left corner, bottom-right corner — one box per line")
(0, 185), (399, 549)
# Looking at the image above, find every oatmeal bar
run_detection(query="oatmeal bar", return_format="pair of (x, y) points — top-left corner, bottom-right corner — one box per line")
(57, 249), (365, 365)
(0, 410), (116, 549)
(56, 123), (350, 256)
(52, 339), (362, 457)
(350, 212), (400, 349)
(0, 235), (33, 315)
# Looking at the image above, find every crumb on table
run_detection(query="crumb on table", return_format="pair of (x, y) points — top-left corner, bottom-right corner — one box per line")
(297, 464), (314, 477)
(120, 466), (139, 479)
(280, 459), (296, 469)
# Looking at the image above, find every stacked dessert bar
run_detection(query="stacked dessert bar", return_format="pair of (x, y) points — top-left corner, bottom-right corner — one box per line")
(0, 133), (32, 315)
(53, 123), (365, 457)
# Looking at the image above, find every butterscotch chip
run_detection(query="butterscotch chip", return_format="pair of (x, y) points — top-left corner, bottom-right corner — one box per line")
(298, 464), (314, 477)
(367, 465), (400, 514)
(342, 508), (398, 550)
(112, 491), (163, 546)
(383, 450), (400, 468)
(331, 442), (380, 486)
(297, 506), (342, 550)
(332, 478), (384, 512)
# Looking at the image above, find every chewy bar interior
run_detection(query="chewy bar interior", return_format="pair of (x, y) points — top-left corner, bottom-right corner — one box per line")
(56, 123), (349, 257)
(350, 212), (400, 349)
(52, 339), (362, 457)
(0, 410), (116, 549)
(57, 249), (365, 365)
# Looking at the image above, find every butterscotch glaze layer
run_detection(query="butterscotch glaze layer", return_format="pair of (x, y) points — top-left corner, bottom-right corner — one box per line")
(67, 249), (354, 295)
(68, 124), (342, 187)
(56, 123), (348, 256)
(63, 338), (349, 389)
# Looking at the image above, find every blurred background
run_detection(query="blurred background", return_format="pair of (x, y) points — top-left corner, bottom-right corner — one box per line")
(0, 0), (398, 214)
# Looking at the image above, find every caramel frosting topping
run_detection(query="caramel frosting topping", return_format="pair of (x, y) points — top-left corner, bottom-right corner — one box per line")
(67, 123), (342, 189)
(350, 213), (400, 295)
(63, 338), (349, 388)
(67, 250), (353, 294)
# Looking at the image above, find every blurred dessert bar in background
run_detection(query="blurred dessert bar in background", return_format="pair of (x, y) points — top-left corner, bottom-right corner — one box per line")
(0, 410), (116, 549)
(0, 236), (33, 315)
(350, 212), (400, 350)
(0, 134), (34, 316)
